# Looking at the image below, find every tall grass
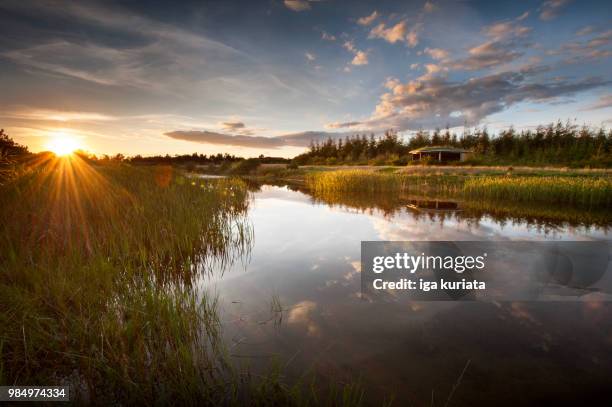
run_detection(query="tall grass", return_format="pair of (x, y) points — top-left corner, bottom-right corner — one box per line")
(0, 158), (252, 403)
(305, 169), (612, 209)
(1, 158), (374, 405)
(306, 169), (463, 196)
(463, 176), (612, 207)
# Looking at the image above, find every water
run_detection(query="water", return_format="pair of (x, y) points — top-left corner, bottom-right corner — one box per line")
(206, 184), (612, 406)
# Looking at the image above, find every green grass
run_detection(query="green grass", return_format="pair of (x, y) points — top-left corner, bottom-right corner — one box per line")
(463, 176), (612, 207)
(305, 169), (612, 209)
(306, 169), (463, 196)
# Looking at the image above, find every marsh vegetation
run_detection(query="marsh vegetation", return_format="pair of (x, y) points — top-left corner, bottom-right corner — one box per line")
(305, 169), (612, 209)
(2, 152), (395, 405)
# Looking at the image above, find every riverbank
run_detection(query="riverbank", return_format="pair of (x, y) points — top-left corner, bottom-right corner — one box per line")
(234, 165), (612, 209)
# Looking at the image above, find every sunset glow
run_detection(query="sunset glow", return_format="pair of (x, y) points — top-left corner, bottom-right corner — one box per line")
(45, 133), (81, 156)
(1, 1), (609, 157)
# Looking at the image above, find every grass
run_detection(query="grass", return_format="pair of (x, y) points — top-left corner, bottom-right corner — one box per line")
(306, 170), (463, 196)
(305, 169), (612, 209)
(0, 157), (378, 405)
(0, 157), (253, 404)
(463, 176), (612, 207)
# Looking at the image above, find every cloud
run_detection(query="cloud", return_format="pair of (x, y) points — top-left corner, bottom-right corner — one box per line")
(165, 130), (352, 148)
(369, 21), (405, 44)
(221, 121), (245, 130)
(336, 65), (608, 131)
(305, 52), (316, 61)
(559, 29), (612, 63)
(483, 21), (531, 40)
(516, 11), (529, 21)
(287, 300), (319, 337)
(581, 94), (612, 111)
(326, 121), (362, 129)
(424, 47), (449, 61)
(540, 0), (571, 21)
(321, 31), (336, 41)
(343, 41), (369, 67)
(448, 19), (531, 71)
(406, 27), (421, 47)
(423, 1), (438, 13)
(420, 63), (446, 80)
(357, 11), (379, 26)
(0, 2), (250, 95)
(165, 130), (283, 148)
(450, 40), (525, 70)
(284, 0), (311, 12)
(343, 41), (356, 52)
(369, 20), (422, 47)
(351, 50), (369, 65)
(0, 108), (117, 122)
(576, 26), (594, 36)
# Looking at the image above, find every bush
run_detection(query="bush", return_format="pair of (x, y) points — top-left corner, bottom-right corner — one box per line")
(229, 158), (261, 175)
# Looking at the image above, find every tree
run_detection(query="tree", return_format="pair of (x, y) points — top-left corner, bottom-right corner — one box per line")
(1, 129), (30, 182)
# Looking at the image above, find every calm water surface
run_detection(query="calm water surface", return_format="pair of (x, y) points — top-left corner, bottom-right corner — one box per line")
(205, 184), (612, 406)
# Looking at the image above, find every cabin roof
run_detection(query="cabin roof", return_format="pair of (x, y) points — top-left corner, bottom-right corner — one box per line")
(408, 146), (471, 154)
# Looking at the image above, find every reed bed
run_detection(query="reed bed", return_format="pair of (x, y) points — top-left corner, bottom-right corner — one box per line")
(0, 158), (253, 404)
(1, 159), (373, 405)
(305, 169), (612, 209)
(463, 176), (612, 207)
(305, 169), (463, 196)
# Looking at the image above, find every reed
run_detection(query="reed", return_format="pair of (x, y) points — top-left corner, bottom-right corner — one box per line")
(305, 169), (612, 209)
(305, 169), (463, 196)
(0, 157), (252, 403)
(462, 176), (612, 207)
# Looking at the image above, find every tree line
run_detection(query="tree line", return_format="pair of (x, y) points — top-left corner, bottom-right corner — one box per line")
(293, 122), (612, 167)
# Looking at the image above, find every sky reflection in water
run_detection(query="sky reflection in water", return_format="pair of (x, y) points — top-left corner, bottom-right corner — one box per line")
(206, 185), (612, 406)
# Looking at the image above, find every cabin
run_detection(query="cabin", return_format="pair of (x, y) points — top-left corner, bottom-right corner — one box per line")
(408, 146), (472, 162)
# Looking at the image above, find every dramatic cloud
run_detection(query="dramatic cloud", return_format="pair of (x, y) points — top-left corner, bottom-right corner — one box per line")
(540, 0), (571, 21)
(284, 0), (311, 12)
(329, 66), (607, 131)
(0, 2), (251, 95)
(369, 21), (421, 47)
(357, 11), (379, 26)
(165, 130), (351, 148)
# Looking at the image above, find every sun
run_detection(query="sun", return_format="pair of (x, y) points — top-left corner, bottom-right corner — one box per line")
(46, 132), (81, 156)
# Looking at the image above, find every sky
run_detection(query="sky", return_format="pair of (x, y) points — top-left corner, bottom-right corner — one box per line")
(0, 0), (611, 157)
